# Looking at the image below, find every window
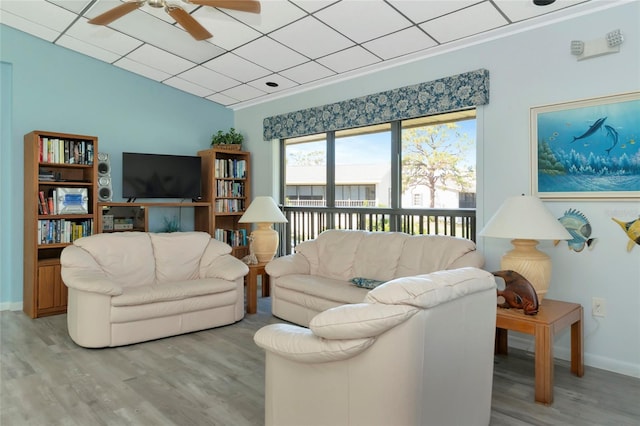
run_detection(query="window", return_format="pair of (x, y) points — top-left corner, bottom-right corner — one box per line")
(401, 111), (476, 208)
(283, 110), (476, 210)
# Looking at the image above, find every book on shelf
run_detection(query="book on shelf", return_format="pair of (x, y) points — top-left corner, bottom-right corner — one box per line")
(38, 136), (94, 165)
(214, 199), (245, 213)
(38, 218), (93, 244)
(214, 158), (246, 179)
(214, 228), (247, 247)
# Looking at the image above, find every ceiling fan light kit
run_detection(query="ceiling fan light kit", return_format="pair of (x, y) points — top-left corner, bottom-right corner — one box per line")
(88, 0), (260, 40)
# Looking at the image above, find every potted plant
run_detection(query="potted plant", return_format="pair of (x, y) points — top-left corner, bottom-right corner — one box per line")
(211, 128), (244, 150)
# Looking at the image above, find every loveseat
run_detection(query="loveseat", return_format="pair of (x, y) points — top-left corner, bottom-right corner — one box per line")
(60, 231), (248, 348)
(265, 229), (484, 326)
(254, 267), (497, 426)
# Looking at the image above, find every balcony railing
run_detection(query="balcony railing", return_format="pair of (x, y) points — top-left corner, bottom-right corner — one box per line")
(275, 206), (477, 256)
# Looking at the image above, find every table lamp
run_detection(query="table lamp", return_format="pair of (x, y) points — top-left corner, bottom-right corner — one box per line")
(479, 195), (571, 302)
(239, 196), (288, 263)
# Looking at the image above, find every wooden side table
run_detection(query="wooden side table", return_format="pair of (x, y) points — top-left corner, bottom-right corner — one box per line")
(495, 298), (584, 405)
(245, 262), (270, 314)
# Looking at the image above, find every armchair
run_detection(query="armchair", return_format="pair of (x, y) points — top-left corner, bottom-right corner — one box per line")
(254, 267), (497, 426)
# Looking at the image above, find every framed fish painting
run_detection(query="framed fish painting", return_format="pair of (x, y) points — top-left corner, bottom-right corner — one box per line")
(531, 91), (640, 200)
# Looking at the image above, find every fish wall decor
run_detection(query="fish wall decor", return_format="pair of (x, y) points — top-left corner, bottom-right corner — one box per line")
(612, 216), (640, 252)
(555, 208), (596, 252)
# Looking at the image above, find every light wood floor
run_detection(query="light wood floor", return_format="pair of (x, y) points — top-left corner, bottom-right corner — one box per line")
(2, 297), (639, 426)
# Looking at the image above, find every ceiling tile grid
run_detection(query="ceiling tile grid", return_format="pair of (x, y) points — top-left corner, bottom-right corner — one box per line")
(0, 0), (610, 108)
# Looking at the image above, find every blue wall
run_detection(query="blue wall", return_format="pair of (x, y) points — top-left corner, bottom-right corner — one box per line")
(0, 25), (233, 309)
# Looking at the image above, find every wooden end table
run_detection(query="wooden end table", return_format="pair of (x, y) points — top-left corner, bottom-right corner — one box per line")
(495, 298), (584, 405)
(245, 262), (270, 314)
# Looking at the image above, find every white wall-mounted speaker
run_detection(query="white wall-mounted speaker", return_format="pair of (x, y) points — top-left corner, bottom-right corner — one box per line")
(97, 153), (112, 202)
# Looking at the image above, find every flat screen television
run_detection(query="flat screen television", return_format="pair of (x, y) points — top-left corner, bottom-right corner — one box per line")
(122, 152), (202, 200)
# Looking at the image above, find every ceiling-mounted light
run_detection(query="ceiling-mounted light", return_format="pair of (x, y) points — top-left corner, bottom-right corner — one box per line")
(533, 0), (556, 5)
(265, 82), (279, 87)
(571, 29), (624, 61)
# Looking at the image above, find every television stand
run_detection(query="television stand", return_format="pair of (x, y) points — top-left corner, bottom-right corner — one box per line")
(98, 201), (212, 234)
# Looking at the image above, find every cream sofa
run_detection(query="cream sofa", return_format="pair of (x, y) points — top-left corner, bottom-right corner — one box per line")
(255, 267), (497, 426)
(60, 231), (248, 348)
(265, 229), (484, 326)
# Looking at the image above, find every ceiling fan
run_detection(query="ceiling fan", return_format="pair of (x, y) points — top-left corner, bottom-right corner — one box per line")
(88, 0), (261, 41)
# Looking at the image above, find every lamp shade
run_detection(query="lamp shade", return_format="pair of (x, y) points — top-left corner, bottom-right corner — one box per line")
(239, 196), (288, 224)
(479, 195), (571, 240)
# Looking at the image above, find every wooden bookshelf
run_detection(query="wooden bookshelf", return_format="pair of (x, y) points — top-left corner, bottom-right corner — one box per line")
(23, 130), (98, 318)
(197, 148), (251, 259)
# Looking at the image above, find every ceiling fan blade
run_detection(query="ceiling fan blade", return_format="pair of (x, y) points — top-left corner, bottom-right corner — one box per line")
(186, 0), (261, 14)
(166, 6), (213, 41)
(88, 1), (144, 26)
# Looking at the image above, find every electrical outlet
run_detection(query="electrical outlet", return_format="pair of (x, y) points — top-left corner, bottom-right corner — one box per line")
(592, 297), (606, 318)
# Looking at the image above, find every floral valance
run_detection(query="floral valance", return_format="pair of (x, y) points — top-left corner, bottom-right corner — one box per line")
(263, 68), (489, 140)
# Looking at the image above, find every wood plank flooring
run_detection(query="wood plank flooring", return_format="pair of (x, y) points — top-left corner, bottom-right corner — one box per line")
(1, 296), (639, 426)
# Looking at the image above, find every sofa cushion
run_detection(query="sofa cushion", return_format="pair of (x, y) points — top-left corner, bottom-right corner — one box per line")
(395, 235), (479, 277)
(352, 232), (405, 281)
(276, 274), (368, 305)
(316, 230), (366, 281)
(111, 278), (236, 306)
(149, 232), (211, 283)
(73, 232), (155, 287)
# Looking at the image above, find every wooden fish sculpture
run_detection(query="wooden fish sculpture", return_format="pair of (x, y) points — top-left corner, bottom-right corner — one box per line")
(492, 270), (539, 315)
(612, 216), (640, 252)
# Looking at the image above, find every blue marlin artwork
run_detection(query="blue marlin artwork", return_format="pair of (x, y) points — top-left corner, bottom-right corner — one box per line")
(572, 117), (606, 143)
(555, 209), (596, 252)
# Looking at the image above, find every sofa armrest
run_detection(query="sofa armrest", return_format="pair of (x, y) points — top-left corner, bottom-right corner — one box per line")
(60, 245), (124, 296)
(310, 303), (418, 340)
(265, 253), (310, 278)
(254, 323), (374, 364)
(202, 254), (249, 281)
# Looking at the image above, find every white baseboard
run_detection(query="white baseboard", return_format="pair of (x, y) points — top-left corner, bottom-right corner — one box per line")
(508, 334), (640, 379)
(0, 302), (23, 312)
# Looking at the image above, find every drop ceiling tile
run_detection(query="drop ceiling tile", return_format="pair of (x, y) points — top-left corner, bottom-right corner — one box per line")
(248, 74), (298, 93)
(223, 0), (306, 34)
(234, 37), (308, 72)
(64, 19), (143, 56)
(178, 66), (240, 92)
(114, 57), (172, 81)
(317, 46), (381, 73)
(86, 2), (225, 63)
(270, 16), (354, 59)
(48, 0), (93, 14)
(280, 61), (335, 84)
(164, 76), (214, 97)
(56, 34), (122, 63)
(126, 44), (195, 75)
(493, 0), (586, 22)
(0, 10), (60, 41)
(206, 92), (240, 106)
(363, 26), (437, 60)
(1, 0), (77, 32)
(203, 53), (270, 82)
(314, 1), (412, 43)
(387, 0), (479, 24)
(420, 2), (508, 43)
(191, 7), (262, 50)
(290, 0), (340, 14)
(220, 84), (266, 102)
